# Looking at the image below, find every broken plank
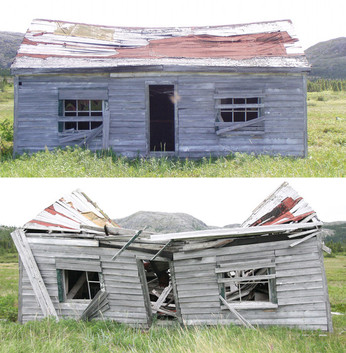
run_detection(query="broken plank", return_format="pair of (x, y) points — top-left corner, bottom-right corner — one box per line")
(219, 296), (255, 329)
(289, 231), (321, 248)
(11, 229), (59, 319)
(152, 284), (173, 313)
(111, 229), (143, 261)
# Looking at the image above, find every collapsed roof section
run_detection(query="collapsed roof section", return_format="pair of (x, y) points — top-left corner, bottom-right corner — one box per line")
(24, 189), (119, 231)
(11, 19), (309, 74)
(23, 182), (323, 253)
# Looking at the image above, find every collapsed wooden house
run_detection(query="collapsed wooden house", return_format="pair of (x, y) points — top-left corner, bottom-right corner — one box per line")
(11, 182), (332, 331)
(11, 19), (310, 157)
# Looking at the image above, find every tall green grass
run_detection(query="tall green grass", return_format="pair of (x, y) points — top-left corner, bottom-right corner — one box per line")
(0, 89), (345, 177)
(0, 319), (345, 353)
(0, 147), (344, 177)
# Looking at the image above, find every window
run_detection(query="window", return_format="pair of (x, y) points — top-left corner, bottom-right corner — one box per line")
(218, 97), (261, 123)
(214, 92), (265, 136)
(58, 99), (103, 132)
(216, 259), (277, 307)
(57, 269), (102, 302)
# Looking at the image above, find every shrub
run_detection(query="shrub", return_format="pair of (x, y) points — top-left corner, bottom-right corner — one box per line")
(0, 295), (17, 322)
(0, 119), (13, 142)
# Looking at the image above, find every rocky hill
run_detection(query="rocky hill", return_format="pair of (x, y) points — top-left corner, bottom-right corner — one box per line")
(115, 211), (212, 233)
(305, 37), (346, 79)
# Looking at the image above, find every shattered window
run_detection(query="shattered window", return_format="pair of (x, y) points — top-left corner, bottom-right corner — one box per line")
(57, 269), (102, 302)
(217, 260), (277, 304)
(58, 99), (103, 132)
(218, 97), (261, 123)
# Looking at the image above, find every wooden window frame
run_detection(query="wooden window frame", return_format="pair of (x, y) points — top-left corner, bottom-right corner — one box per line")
(57, 269), (104, 303)
(216, 258), (278, 310)
(214, 91), (265, 136)
(218, 98), (262, 123)
(58, 99), (104, 133)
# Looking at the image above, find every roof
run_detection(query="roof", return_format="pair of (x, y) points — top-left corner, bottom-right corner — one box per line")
(11, 19), (310, 74)
(24, 189), (119, 231)
(23, 182), (322, 249)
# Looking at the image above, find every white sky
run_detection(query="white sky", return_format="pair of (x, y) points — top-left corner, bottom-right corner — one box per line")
(0, 178), (345, 227)
(0, 0), (345, 49)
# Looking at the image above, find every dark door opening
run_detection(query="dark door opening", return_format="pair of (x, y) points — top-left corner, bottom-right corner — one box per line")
(149, 85), (175, 152)
(141, 260), (178, 322)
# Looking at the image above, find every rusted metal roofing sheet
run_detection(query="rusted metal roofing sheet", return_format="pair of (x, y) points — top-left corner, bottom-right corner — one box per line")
(12, 19), (309, 72)
(24, 190), (119, 231)
(241, 182), (318, 227)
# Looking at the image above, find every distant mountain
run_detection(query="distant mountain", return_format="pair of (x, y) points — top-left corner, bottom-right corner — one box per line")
(115, 211), (212, 233)
(0, 31), (24, 70)
(305, 37), (346, 79)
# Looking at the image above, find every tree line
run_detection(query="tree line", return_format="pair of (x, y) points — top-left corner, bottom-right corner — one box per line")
(307, 79), (346, 92)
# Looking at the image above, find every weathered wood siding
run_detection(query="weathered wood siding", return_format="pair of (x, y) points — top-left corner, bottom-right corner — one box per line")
(19, 235), (151, 326)
(14, 72), (307, 157)
(173, 237), (331, 331)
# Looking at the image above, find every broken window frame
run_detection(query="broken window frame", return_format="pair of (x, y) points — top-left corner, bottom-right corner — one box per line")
(56, 269), (104, 303)
(214, 91), (265, 135)
(217, 97), (262, 123)
(217, 258), (277, 309)
(58, 99), (104, 133)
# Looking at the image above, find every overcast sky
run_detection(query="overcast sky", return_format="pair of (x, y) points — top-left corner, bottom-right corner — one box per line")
(1, 0), (345, 49)
(0, 178), (345, 227)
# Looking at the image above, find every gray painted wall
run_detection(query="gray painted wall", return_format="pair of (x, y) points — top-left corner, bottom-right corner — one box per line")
(14, 72), (308, 157)
(18, 236), (331, 331)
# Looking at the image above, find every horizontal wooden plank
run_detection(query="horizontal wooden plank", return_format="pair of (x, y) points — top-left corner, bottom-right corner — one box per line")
(276, 281), (323, 292)
(27, 237), (99, 247)
(276, 267), (322, 278)
(278, 295), (326, 306)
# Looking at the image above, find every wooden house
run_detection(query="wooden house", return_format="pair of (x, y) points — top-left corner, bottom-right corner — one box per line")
(11, 183), (332, 331)
(11, 19), (310, 157)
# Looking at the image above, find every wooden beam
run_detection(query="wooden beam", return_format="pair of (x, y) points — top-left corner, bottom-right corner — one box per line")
(151, 222), (323, 242)
(66, 272), (87, 299)
(150, 240), (172, 261)
(102, 106), (110, 149)
(289, 231), (321, 248)
(322, 243), (332, 254)
(111, 229), (143, 261)
(11, 229), (59, 320)
(288, 228), (318, 239)
(219, 296), (255, 329)
(216, 117), (265, 135)
(151, 284), (173, 313)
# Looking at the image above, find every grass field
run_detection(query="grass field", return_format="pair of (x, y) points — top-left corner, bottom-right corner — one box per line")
(0, 255), (345, 353)
(0, 86), (345, 177)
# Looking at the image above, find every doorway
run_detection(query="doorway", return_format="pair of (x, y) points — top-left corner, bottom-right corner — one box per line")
(138, 259), (179, 324)
(149, 85), (175, 152)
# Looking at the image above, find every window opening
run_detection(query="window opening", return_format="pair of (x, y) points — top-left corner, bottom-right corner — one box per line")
(217, 260), (276, 305)
(218, 97), (261, 123)
(142, 260), (177, 320)
(149, 85), (175, 152)
(57, 270), (102, 302)
(58, 99), (103, 132)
